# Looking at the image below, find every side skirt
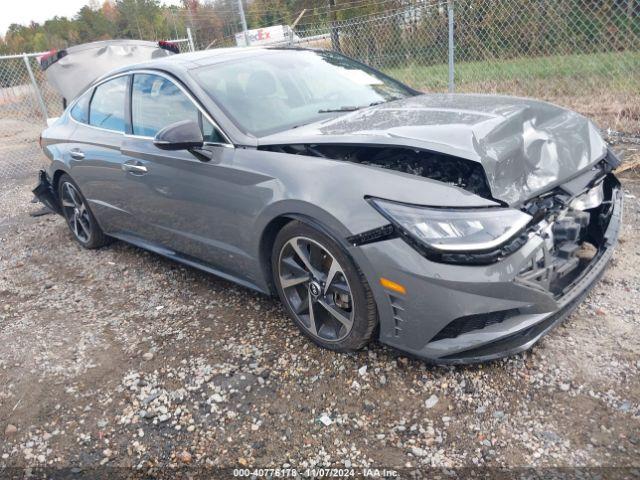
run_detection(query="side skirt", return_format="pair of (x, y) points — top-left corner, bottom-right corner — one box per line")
(109, 232), (271, 296)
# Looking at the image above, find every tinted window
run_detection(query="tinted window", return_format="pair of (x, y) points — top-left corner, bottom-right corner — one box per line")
(191, 50), (415, 136)
(131, 73), (225, 143)
(70, 91), (90, 123)
(89, 75), (128, 132)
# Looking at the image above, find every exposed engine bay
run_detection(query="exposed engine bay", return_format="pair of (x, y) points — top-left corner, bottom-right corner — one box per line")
(517, 165), (620, 297)
(259, 144), (493, 199)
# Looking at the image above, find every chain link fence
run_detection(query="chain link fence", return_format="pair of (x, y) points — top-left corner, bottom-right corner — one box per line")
(0, 0), (638, 181)
(0, 53), (63, 180)
(453, 0), (639, 133)
(285, 0), (639, 134)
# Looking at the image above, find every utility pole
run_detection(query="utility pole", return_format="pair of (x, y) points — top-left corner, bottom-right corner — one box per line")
(328, 0), (341, 53)
(237, 0), (250, 46)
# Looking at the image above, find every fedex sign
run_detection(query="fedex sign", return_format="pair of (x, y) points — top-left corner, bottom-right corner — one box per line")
(235, 25), (293, 47)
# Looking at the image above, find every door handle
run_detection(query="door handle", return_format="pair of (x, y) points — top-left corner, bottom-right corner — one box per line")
(122, 162), (148, 175)
(70, 149), (85, 160)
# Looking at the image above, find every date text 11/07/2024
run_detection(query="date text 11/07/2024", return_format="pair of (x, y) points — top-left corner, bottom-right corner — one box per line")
(232, 467), (399, 477)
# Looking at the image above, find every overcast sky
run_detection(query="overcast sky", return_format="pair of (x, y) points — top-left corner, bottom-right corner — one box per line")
(1, 0), (183, 37)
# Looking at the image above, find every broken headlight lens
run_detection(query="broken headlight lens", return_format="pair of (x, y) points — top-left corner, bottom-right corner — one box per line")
(569, 182), (604, 211)
(370, 199), (532, 252)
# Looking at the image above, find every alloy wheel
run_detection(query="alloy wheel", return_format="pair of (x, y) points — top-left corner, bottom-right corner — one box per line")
(60, 182), (92, 243)
(278, 236), (355, 342)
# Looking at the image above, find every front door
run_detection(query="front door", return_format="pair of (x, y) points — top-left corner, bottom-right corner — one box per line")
(118, 72), (250, 275)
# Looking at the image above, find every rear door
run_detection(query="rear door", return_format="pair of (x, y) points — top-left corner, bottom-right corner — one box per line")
(64, 74), (135, 234)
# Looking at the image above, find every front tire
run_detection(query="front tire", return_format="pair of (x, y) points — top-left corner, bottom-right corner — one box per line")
(272, 221), (378, 352)
(57, 174), (112, 249)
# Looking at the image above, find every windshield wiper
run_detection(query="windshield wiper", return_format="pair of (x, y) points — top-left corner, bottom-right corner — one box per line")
(318, 99), (396, 114)
(318, 106), (362, 113)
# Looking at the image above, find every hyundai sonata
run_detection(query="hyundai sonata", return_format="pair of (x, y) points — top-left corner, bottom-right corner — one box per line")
(34, 48), (622, 364)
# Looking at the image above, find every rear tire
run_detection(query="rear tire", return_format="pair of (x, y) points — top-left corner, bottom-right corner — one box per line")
(272, 221), (378, 352)
(57, 174), (112, 249)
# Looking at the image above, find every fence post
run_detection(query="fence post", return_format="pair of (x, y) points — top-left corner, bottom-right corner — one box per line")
(289, 9), (307, 47)
(447, 0), (455, 93)
(186, 28), (196, 52)
(23, 54), (48, 121)
(328, 0), (341, 53)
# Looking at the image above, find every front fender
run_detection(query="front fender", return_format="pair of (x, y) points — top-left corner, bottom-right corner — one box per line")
(251, 200), (395, 340)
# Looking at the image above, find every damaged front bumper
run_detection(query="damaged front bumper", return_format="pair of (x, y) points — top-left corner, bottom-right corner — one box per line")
(32, 170), (62, 215)
(358, 174), (623, 364)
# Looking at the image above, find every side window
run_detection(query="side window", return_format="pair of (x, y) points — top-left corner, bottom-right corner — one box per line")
(132, 73), (226, 143)
(201, 117), (225, 143)
(70, 91), (90, 124)
(89, 76), (128, 132)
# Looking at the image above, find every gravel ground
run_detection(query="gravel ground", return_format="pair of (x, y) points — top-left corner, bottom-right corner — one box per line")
(0, 145), (639, 478)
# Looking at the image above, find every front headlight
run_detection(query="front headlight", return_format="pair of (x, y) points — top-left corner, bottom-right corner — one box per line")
(370, 198), (532, 252)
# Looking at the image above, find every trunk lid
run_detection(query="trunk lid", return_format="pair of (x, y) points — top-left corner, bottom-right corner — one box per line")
(41, 40), (177, 103)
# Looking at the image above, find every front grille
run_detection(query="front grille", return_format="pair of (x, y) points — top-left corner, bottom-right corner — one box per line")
(430, 309), (520, 342)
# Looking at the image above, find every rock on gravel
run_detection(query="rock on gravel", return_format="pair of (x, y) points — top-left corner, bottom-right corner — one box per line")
(425, 394), (439, 409)
(410, 446), (428, 457)
(177, 450), (192, 464)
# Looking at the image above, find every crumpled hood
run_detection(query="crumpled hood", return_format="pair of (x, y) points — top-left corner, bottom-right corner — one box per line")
(258, 94), (607, 205)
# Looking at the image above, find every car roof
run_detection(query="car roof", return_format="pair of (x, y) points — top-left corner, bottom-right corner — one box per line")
(114, 46), (296, 74)
(84, 47), (317, 147)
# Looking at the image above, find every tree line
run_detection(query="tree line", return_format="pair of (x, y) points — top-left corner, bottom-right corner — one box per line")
(0, 0), (402, 54)
(0, 0), (637, 62)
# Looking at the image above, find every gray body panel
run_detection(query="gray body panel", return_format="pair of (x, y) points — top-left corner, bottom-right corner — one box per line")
(258, 94), (608, 206)
(38, 48), (620, 363)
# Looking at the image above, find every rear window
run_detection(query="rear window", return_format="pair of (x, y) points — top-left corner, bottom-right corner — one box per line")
(70, 91), (90, 124)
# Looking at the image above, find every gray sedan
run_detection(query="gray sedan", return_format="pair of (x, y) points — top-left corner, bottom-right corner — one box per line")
(34, 48), (622, 364)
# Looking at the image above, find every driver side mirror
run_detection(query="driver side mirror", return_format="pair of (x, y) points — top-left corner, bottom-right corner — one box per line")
(153, 120), (203, 151)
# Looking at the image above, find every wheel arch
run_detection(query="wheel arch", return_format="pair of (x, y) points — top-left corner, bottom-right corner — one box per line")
(259, 214), (346, 296)
(255, 201), (375, 298)
(256, 200), (356, 295)
(259, 215), (295, 295)
(52, 168), (68, 193)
